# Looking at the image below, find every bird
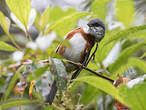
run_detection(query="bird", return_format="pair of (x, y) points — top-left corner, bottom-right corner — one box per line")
(46, 18), (105, 104)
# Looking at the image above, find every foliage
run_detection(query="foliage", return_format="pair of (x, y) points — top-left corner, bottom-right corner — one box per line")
(0, 11), (10, 35)
(90, 0), (110, 21)
(45, 11), (89, 37)
(118, 81), (146, 110)
(109, 43), (145, 74)
(0, 41), (17, 51)
(115, 0), (135, 27)
(0, 0), (145, 110)
(0, 99), (42, 109)
(76, 76), (123, 103)
(6, 0), (31, 27)
(80, 84), (100, 105)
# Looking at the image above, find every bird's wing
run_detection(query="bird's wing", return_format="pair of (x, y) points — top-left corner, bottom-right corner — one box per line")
(56, 28), (81, 54)
(55, 45), (60, 53)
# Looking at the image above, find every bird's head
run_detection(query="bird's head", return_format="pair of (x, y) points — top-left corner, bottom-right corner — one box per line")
(87, 18), (105, 42)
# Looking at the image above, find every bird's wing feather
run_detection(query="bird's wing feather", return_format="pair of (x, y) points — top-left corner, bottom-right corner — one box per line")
(56, 28), (82, 54)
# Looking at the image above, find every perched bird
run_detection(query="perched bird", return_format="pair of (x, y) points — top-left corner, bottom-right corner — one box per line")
(46, 18), (105, 104)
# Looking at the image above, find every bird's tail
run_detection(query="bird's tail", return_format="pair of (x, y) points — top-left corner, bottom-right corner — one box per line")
(71, 68), (82, 81)
(45, 80), (57, 105)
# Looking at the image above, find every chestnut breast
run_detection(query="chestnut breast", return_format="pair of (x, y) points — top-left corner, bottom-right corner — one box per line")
(56, 28), (95, 63)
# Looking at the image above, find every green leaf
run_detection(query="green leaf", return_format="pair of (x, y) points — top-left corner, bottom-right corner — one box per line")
(43, 105), (55, 110)
(0, 11), (22, 50)
(0, 99), (41, 109)
(45, 12), (89, 37)
(141, 52), (146, 59)
(39, 6), (50, 32)
(36, 7), (76, 33)
(3, 72), (19, 101)
(109, 43), (146, 74)
(116, 0), (134, 27)
(118, 81), (146, 110)
(34, 66), (49, 78)
(6, 0), (31, 27)
(80, 84), (101, 105)
(128, 58), (146, 73)
(90, 0), (110, 21)
(0, 41), (17, 51)
(96, 41), (116, 63)
(49, 7), (75, 24)
(76, 76), (123, 104)
(103, 25), (146, 46)
(27, 66), (49, 81)
(34, 10), (41, 31)
(0, 11), (10, 35)
(95, 30), (117, 63)
(127, 30), (146, 40)
(115, 57), (146, 75)
(0, 77), (5, 86)
(3, 66), (23, 101)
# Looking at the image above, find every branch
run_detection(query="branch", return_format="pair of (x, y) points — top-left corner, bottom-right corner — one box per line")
(65, 59), (114, 83)
(9, 58), (114, 83)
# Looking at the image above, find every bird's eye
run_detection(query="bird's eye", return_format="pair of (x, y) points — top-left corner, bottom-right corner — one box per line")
(91, 24), (97, 27)
(94, 23), (100, 27)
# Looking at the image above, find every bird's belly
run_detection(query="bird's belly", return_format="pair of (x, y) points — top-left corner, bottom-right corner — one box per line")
(62, 33), (86, 62)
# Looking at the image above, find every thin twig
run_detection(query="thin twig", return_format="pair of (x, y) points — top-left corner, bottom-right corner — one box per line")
(9, 58), (114, 83)
(65, 59), (114, 83)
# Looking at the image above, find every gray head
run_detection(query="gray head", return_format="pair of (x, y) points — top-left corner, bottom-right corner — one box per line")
(87, 18), (105, 42)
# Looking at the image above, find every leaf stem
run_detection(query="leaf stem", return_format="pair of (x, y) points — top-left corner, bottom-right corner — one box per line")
(7, 34), (22, 50)
(25, 28), (32, 41)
